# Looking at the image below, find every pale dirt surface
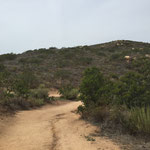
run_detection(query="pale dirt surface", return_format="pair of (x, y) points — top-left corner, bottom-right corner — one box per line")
(0, 101), (122, 150)
(49, 89), (60, 98)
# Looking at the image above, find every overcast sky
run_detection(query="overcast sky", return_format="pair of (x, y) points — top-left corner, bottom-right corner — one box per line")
(0, 0), (150, 54)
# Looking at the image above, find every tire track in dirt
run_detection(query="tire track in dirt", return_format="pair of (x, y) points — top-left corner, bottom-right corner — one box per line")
(50, 114), (65, 150)
(51, 121), (58, 150)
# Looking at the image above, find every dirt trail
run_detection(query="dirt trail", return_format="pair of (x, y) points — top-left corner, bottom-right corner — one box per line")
(0, 101), (121, 150)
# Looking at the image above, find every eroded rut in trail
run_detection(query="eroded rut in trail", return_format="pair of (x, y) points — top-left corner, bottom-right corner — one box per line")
(50, 114), (65, 150)
(0, 101), (122, 150)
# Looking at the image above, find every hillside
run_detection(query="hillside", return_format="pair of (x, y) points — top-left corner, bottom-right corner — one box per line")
(1, 40), (150, 149)
(1, 40), (150, 88)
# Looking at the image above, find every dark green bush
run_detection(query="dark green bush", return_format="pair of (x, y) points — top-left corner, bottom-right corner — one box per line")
(114, 72), (150, 108)
(98, 79), (115, 105)
(77, 105), (85, 115)
(79, 67), (105, 107)
(80, 66), (150, 109)
(77, 105), (89, 119)
(79, 66), (150, 135)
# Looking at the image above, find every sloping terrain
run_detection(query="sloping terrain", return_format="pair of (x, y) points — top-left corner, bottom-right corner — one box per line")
(1, 40), (150, 88)
(1, 40), (150, 150)
(0, 101), (123, 150)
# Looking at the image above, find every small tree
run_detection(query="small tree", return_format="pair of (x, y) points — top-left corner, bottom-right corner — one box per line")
(80, 67), (105, 107)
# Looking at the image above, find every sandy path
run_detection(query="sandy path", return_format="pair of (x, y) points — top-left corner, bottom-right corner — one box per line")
(0, 101), (121, 150)
(49, 90), (60, 98)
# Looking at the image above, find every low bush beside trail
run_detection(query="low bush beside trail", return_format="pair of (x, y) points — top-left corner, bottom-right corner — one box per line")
(0, 67), (51, 112)
(78, 58), (150, 135)
(59, 85), (79, 100)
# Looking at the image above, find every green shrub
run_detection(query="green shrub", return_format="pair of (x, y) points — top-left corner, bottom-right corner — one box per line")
(114, 72), (150, 108)
(129, 107), (150, 134)
(109, 73), (119, 79)
(98, 79), (115, 106)
(77, 105), (85, 115)
(59, 85), (78, 100)
(79, 67), (105, 107)
(30, 88), (49, 101)
(0, 95), (30, 110)
(28, 98), (44, 107)
(13, 71), (38, 97)
(0, 88), (47, 110)
(14, 80), (29, 97)
(78, 66), (150, 135)
(77, 105), (90, 119)
(68, 88), (79, 100)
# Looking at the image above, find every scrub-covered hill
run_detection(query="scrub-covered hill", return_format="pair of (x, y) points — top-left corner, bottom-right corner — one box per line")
(1, 40), (150, 88)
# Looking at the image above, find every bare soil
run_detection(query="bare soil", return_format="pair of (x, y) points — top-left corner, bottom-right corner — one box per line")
(0, 101), (149, 150)
(0, 101), (122, 150)
(49, 89), (60, 98)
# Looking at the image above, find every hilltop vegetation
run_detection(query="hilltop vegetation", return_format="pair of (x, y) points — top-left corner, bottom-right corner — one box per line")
(1, 40), (150, 89)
